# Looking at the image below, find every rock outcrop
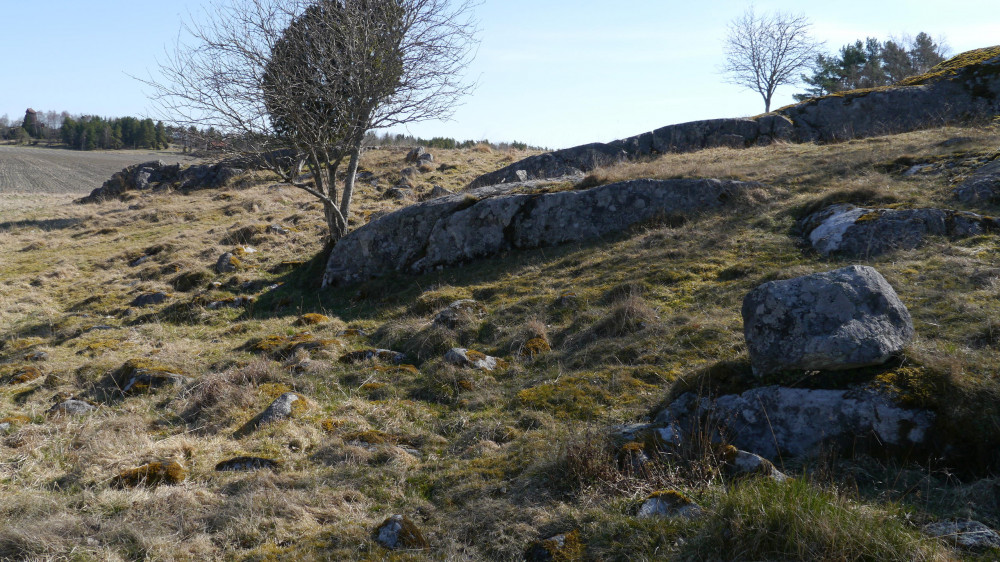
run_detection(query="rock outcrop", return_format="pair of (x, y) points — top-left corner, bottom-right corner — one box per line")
(323, 178), (764, 286)
(801, 204), (999, 257)
(469, 46), (1000, 189)
(954, 159), (1000, 204)
(742, 266), (913, 376)
(77, 159), (250, 203)
(654, 386), (934, 460)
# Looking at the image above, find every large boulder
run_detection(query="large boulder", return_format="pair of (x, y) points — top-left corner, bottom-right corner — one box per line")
(468, 47), (1000, 189)
(742, 266), (913, 376)
(323, 178), (764, 286)
(655, 386), (934, 460)
(801, 204), (999, 257)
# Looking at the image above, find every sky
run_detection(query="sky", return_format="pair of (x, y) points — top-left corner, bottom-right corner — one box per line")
(1, 1), (997, 149)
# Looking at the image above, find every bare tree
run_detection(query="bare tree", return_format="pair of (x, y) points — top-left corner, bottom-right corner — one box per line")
(145, 0), (478, 244)
(722, 7), (821, 112)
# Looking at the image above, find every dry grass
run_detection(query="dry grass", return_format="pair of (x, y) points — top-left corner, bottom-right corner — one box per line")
(1, 128), (999, 559)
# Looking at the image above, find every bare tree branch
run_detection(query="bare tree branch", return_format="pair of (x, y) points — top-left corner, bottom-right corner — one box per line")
(141, 0), (479, 245)
(722, 7), (821, 113)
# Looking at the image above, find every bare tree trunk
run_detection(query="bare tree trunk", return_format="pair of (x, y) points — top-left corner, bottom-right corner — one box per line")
(324, 200), (348, 244)
(340, 144), (362, 225)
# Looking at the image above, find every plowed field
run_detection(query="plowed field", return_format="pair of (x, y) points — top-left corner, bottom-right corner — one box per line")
(0, 145), (198, 194)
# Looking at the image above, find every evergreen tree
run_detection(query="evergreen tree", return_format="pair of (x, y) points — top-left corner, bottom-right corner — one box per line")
(795, 32), (947, 100)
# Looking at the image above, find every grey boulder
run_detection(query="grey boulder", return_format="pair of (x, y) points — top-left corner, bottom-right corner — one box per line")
(742, 265), (913, 376)
(324, 178), (763, 286)
(656, 386), (934, 460)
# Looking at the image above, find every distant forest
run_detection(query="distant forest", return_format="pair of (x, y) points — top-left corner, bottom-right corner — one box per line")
(1, 108), (541, 152)
(0, 109), (202, 151)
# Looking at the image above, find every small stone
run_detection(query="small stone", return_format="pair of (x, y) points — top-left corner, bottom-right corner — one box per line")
(266, 224), (291, 235)
(256, 392), (308, 426)
(121, 371), (189, 394)
(432, 299), (484, 328)
(131, 292), (169, 307)
(428, 185), (453, 199)
(215, 252), (239, 273)
(444, 348), (506, 371)
(384, 187), (413, 200)
(339, 349), (406, 365)
(637, 490), (703, 519)
(49, 399), (96, 415)
(524, 530), (584, 561)
(25, 351), (48, 362)
(721, 445), (788, 481)
(374, 515), (428, 550)
(405, 146), (427, 164)
(924, 519), (1000, 550)
(129, 255), (150, 267)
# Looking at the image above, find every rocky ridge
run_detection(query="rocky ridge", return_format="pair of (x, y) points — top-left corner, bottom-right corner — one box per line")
(469, 46), (1000, 189)
(323, 178), (764, 285)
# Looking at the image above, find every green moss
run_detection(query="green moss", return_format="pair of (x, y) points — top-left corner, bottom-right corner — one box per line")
(854, 210), (882, 223)
(8, 365), (43, 385)
(519, 337), (551, 359)
(647, 489), (694, 506)
(112, 461), (187, 487)
(518, 376), (611, 419)
(899, 45), (1000, 86)
(295, 313), (330, 326)
(524, 529), (584, 562)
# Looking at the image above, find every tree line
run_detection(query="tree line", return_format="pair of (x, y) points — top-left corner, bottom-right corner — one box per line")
(363, 131), (535, 151)
(60, 115), (169, 151)
(1, 109), (175, 151)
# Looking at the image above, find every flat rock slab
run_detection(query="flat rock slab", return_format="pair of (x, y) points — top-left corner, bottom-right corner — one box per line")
(924, 519), (1000, 550)
(742, 265), (913, 376)
(656, 386), (934, 460)
(801, 204), (998, 257)
(324, 178), (764, 286)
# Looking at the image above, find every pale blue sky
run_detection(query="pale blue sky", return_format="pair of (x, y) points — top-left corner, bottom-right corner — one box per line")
(1, 1), (997, 149)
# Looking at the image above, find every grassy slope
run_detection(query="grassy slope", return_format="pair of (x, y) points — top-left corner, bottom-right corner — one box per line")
(0, 132), (999, 560)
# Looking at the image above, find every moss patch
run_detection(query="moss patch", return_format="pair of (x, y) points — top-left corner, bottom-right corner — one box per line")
(112, 461), (187, 487)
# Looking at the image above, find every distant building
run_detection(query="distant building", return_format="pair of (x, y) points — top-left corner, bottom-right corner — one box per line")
(22, 108), (42, 137)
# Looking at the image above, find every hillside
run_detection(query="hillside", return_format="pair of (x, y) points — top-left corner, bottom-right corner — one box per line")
(1, 124), (1000, 561)
(0, 145), (200, 195)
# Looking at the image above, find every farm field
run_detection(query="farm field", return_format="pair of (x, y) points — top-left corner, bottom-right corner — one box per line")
(0, 144), (200, 195)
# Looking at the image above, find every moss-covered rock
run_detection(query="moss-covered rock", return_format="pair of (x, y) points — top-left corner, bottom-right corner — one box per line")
(295, 313), (330, 326)
(374, 514), (428, 550)
(8, 365), (43, 385)
(524, 529), (584, 561)
(638, 490), (703, 519)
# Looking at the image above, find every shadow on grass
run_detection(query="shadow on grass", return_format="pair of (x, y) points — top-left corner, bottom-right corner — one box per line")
(0, 217), (87, 232)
